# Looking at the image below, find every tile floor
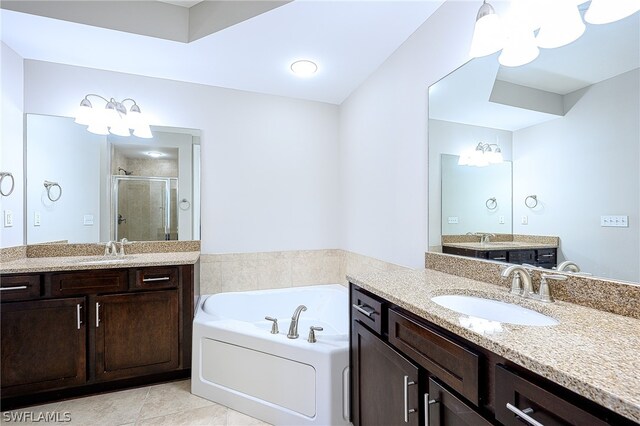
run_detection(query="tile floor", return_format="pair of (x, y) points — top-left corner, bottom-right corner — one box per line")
(1, 380), (272, 426)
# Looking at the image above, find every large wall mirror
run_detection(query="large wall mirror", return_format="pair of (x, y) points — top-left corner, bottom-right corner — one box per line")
(26, 114), (201, 244)
(428, 14), (639, 283)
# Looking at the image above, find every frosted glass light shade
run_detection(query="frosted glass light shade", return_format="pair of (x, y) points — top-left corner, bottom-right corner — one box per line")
(536, 1), (585, 49)
(109, 120), (131, 137)
(585, 0), (640, 24)
(470, 2), (504, 57)
(74, 102), (94, 126)
(499, 25), (539, 67)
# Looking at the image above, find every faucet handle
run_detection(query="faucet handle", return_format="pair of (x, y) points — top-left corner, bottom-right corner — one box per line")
(541, 273), (568, 281)
(308, 326), (323, 343)
(538, 274), (567, 303)
(265, 316), (279, 334)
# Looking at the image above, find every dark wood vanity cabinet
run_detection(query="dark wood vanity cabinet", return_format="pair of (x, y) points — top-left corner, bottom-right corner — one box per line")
(443, 246), (557, 269)
(349, 283), (634, 426)
(0, 264), (194, 409)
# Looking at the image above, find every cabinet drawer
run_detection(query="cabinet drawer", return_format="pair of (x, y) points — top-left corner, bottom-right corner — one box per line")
(487, 251), (508, 261)
(495, 365), (608, 426)
(427, 378), (491, 426)
(50, 269), (128, 296)
(388, 309), (479, 404)
(351, 286), (384, 335)
(508, 250), (535, 264)
(131, 266), (178, 290)
(536, 249), (557, 263)
(0, 275), (41, 301)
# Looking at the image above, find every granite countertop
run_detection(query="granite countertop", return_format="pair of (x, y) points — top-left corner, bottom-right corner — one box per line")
(0, 251), (200, 274)
(347, 269), (640, 423)
(443, 241), (558, 251)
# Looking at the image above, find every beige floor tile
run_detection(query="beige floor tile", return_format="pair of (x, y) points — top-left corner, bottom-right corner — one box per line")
(226, 409), (271, 426)
(56, 386), (150, 426)
(137, 380), (214, 420)
(135, 403), (227, 426)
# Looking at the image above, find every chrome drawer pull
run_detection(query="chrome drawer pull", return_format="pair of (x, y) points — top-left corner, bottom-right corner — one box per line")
(424, 393), (437, 426)
(403, 375), (416, 423)
(540, 254), (555, 258)
(142, 277), (171, 282)
(493, 257), (507, 260)
(352, 304), (376, 317)
(96, 302), (101, 327)
(0, 285), (28, 291)
(506, 403), (543, 426)
(76, 304), (82, 330)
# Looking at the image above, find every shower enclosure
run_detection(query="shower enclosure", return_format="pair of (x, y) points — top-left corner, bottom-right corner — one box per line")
(112, 176), (178, 241)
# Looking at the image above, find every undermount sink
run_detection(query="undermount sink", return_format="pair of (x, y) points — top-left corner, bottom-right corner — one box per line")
(431, 295), (558, 326)
(68, 256), (133, 265)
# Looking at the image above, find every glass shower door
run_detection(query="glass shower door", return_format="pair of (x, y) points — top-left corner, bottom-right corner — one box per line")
(113, 177), (172, 241)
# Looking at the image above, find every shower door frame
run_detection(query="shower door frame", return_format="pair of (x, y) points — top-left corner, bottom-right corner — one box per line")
(111, 176), (178, 241)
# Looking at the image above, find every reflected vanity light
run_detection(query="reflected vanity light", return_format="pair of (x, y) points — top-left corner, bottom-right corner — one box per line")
(145, 151), (165, 158)
(74, 94), (152, 138)
(470, 0), (640, 66)
(458, 142), (503, 167)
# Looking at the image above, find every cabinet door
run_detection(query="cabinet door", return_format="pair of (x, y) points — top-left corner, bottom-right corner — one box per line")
(427, 378), (491, 426)
(351, 320), (419, 426)
(95, 290), (179, 381)
(1, 298), (86, 396)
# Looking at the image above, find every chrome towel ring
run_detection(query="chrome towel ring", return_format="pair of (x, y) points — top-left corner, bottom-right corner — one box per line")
(0, 172), (15, 197)
(525, 195), (538, 208)
(485, 197), (497, 210)
(44, 180), (62, 202)
(179, 198), (191, 210)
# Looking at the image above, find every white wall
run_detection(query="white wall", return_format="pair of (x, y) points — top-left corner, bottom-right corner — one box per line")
(0, 42), (24, 248)
(23, 60), (340, 254)
(428, 119), (513, 249)
(513, 69), (640, 282)
(338, 1), (479, 268)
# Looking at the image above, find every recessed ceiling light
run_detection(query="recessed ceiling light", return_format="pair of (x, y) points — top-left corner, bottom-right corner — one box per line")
(290, 60), (318, 77)
(146, 151), (165, 158)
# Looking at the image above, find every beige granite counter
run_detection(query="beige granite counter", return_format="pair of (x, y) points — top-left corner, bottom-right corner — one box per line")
(347, 268), (640, 423)
(0, 251), (200, 274)
(443, 241), (557, 251)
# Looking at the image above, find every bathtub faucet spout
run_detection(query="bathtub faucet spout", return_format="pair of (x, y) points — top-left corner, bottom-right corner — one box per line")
(287, 305), (307, 339)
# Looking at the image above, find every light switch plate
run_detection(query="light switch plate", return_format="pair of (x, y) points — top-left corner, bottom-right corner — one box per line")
(4, 210), (13, 227)
(83, 214), (94, 226)
(601, 215), (629, 227)
(499, 215), (505, 224)
(34, 211), (41, 226)
(448, 216), (459, 224)
(521, 215), (528, 225)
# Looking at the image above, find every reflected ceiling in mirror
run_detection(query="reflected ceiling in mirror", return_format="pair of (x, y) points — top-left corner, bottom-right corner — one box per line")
(428, 15), (639, 283)
(26, 114), (201, 245)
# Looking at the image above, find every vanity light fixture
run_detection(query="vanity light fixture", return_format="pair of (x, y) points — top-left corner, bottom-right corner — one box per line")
(74, 94), (152, 138)
(290, 60), (318, 77)
(458, 142), (503, 167)
(470, 0), (640, 67)
(145, 151), (165, 158)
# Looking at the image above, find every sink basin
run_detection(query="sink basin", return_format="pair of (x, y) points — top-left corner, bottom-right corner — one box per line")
(68, 256), (132, 265)
(431, 295), (558, 326)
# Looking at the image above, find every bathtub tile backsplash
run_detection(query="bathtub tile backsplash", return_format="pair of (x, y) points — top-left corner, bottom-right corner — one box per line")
(199, 250), (410, 295)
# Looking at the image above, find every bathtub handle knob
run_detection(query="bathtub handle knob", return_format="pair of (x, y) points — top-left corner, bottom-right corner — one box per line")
(265, 316), (279, 334)
(308, 326), (323, 343)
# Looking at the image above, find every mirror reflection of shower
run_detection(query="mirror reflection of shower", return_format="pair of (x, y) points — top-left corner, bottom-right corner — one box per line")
(110, 144), (179, 241)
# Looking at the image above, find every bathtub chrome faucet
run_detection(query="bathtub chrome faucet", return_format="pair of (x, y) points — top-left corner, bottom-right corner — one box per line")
(287, 305), (307, 339)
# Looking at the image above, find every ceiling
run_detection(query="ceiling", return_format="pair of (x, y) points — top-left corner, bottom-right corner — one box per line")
(158, 0), (203, 7)
(0, 1), (445, 105)
(429, 13), (640, 131)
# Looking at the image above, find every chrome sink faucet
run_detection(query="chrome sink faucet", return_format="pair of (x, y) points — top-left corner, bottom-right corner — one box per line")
(287, 305), (307, 339)
(538, 273), (567, 303)
(555, 260), (580, 273)
(103, 241), (118, 256)
(501, 264), (534, 297)
(118, 238), (131, 256)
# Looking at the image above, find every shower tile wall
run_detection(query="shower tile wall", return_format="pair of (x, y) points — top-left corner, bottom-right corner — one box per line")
(199, 249), (410, 294)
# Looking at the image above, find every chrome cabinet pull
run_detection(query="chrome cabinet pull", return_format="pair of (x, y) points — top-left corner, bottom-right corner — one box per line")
(493, 257), (507, 260)
(76, 304), (82, 330)
(96, 302), (101, 327)
(403, 375), (416, 423)
(142, 277), (171, 282)
(424, 393), (437, 426)
(506, 403), (543, 426)
(352, 303), (376, 317)
(540, 254), (555, 258)
(0, 285), (27, 291)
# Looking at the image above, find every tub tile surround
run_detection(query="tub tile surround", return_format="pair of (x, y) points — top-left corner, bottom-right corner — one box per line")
(425, 252), (640, 319)
(199, 249), (409, 295)
(1, 380), (271, 426)
(347, 268), (640, 423)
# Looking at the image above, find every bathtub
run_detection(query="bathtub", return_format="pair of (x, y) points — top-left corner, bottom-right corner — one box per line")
(191, 284), (350, 426)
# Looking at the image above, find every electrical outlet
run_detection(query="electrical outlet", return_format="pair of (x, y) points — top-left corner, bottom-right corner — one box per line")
(448, 216), (459, 224)
(521, 215), (528, 225)
(499, 215), (505, 224)
(34, 211), (41, 226)
(601, 215), (629, 227)
(83, 214), (94, 226)
(4, 210), (13, 227)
